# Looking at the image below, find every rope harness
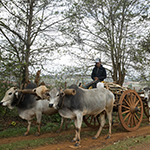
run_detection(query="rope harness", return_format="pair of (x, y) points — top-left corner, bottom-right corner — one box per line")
(57, 96), (65, 110)
(16, 92), (25, 106)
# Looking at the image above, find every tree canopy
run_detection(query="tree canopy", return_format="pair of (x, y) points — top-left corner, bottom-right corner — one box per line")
(58, 0), (150, 85)
(0, 0), (150, 87)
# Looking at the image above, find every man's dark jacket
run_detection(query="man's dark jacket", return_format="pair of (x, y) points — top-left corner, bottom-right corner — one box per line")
(91, 64), (106, 81)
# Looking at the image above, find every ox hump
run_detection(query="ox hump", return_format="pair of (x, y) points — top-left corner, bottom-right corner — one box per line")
(97, 82), (104, 89)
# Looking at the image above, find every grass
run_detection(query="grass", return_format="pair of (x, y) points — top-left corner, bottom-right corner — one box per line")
(97, 135), (150, 150)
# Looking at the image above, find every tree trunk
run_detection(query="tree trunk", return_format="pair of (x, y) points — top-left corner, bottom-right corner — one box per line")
(21, 0), (33, 89)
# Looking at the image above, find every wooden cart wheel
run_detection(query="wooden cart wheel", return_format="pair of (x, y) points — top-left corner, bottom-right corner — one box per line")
(83, 114), (100, 129)
(143, 103), (149, 118)
(118, 89), (143, 131)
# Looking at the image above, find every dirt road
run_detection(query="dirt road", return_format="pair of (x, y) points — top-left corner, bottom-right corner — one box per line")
(1, 122), (150, 150)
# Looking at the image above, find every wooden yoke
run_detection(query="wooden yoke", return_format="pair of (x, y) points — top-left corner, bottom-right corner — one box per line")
(64, 89), (76, 96)
(17, 89), (36, 95)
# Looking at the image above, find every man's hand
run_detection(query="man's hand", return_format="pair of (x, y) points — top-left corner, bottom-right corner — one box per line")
(94, 77), (99, 81)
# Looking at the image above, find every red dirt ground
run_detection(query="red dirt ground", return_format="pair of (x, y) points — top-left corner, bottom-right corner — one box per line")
(1, 121), (150, 150)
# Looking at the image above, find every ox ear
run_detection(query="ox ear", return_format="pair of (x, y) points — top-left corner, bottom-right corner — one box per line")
(14, 87), (17, 90)
(60, 91), (65, 98)
(33, 88), (36, 93)
(14, 91), (19, 99)
(43, 90), (51, 99)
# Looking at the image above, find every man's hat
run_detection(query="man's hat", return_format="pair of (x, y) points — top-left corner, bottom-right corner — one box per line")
(95, 58), (101, 63)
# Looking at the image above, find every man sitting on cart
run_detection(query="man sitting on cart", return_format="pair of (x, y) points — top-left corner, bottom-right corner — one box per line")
(85, 58), (107, 89)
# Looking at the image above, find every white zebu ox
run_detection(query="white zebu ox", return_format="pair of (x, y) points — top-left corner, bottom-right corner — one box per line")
(0, 83), (65, 136)
(143, 87), (150, 124)
(48, 82), (115, 147)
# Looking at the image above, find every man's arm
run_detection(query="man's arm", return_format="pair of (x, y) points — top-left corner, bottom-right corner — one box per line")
(98, 68), (106, 80)
(91, 68), (95, 80)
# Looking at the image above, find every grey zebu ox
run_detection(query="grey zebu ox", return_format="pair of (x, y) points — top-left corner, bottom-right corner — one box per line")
(48, 83), (115, 146)
(143, 87), (150, 124)
(0, 83), (65, 136)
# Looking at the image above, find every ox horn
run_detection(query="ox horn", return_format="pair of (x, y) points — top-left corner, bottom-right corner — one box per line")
(63, 89), (76, 95)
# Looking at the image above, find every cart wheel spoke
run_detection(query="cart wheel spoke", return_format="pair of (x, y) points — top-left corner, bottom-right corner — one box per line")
(122, 109), (130, 115)
(123, 112), (130, 122)
(130, 115), (133, 128)
(126, 114), (132, 126)
(133, 114), (137, 126)
(127, 94), (132, 106)
(130, 94), (133, 105)
(133, 95), (136, 104)
(134, 113), (140, 121)
(122, 105), (130, 110)
(135, 100), (140, 107)
(90, 115), (94, 124)
(83, 114), (100, 129)
(137, 111), (141, 115)
(123, 98), (130, 107)
(86, 115), (91, 120)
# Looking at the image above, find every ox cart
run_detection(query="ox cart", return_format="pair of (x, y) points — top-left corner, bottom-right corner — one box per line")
(83, 82), (147, 132)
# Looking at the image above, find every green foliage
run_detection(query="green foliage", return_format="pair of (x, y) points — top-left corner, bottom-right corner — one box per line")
(50, 113), (61, 123)
(0, 127), (27, 138)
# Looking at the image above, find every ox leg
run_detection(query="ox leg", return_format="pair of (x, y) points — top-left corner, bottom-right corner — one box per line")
(148, 108), (150, 126)
(57, 117), (65, 133)
(35, 112), (42, 136)
(93, 112), (106, 139)
(106, 111), (112, 139)
(72, 114), (83, 146)
(148, 101), (150, 125)
(24, 120), (31, 136)
(72, 119), (78, 142)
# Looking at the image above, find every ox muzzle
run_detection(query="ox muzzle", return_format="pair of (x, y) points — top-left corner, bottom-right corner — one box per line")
(144, 97), (148, 101)
(49, 103), (53, 108)
(0, 102), (3, 106)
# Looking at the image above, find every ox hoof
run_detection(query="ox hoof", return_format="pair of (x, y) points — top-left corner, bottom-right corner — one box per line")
(92, 137), (97, 140)
(71, 139), (76, 143)
(23, 133), (28, 136)
(35, 132), (40, 136)
(69, 144), (81, 148)
(106, 135), (110, 139)
(74, 143), (80, 147)
(56, 130), (60, 133)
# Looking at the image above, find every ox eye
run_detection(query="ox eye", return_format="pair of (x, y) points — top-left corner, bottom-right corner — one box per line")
(56, 94), (60, 97)
(8, 92), (12, 95)
(45, 93), (50, 97)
